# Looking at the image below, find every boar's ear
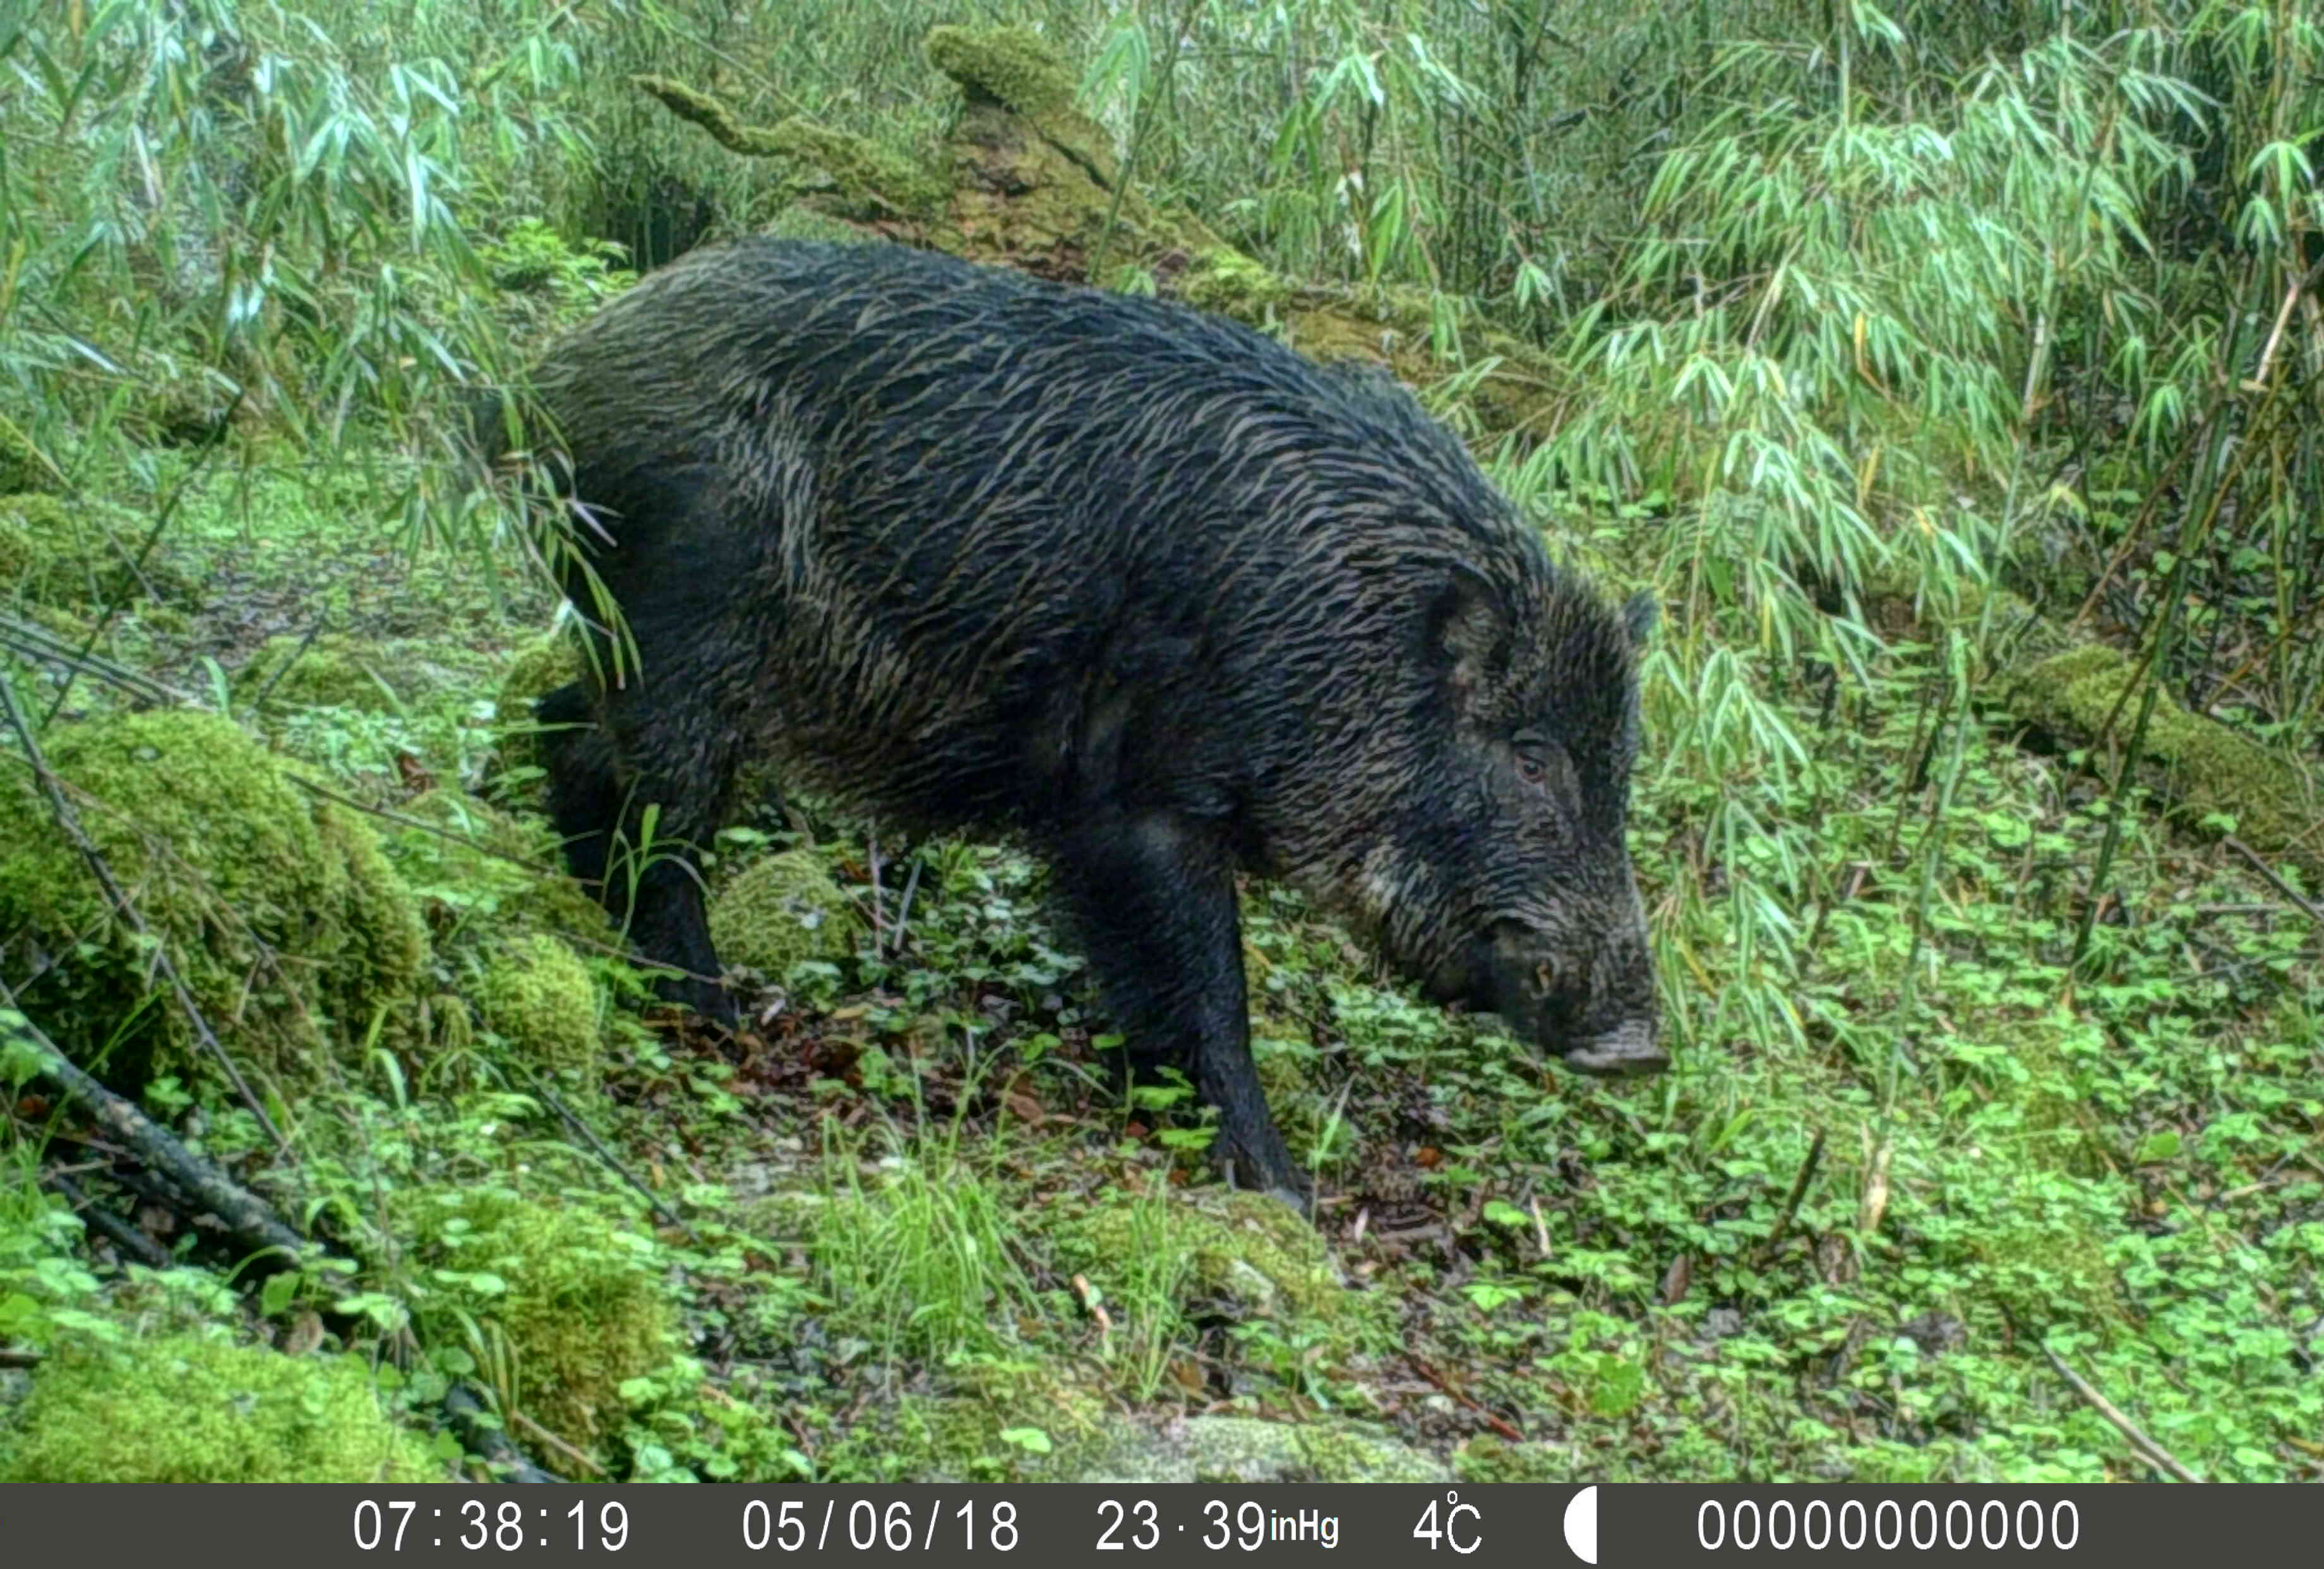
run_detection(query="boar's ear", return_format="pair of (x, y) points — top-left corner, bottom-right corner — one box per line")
(1622, 590), (1658, 649)
(1428, 561), (1511, 705)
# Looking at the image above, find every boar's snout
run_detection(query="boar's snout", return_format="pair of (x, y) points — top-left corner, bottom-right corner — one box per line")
(1483, 917), (1666, 1078)
(1559, 1017), (1667, 1076)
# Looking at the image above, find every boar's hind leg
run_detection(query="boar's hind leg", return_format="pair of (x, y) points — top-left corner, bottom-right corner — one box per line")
(541, 676), (739, 1026)
(1051, 812), (1310, 1215)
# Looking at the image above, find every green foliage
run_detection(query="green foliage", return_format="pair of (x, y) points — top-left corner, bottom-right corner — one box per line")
(4, 0), (2322, 1492)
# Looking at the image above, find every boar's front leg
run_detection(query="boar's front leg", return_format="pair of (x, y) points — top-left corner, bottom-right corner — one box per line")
(539, 676), (739, 1028)
(1050, 811), (1310, 1214)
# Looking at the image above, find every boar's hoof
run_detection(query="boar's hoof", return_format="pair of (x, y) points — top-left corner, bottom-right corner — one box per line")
(658, 972), (740, 1031)
(1561, 1020), (1667, 1076)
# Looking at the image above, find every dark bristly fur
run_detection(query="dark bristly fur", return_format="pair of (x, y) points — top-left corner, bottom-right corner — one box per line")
(489, 237), (1663, 1213)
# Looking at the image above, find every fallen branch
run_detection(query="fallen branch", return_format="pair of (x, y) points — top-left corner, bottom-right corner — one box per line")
(524, 1067), (703, 1245)
(1406, 1353), (1524, 1443)
(2040, 1343), (2207, 1484)
(2222, 835), (2324, 930)
(2, 982), (309, 1265)
(42, 1171), (173, 1270)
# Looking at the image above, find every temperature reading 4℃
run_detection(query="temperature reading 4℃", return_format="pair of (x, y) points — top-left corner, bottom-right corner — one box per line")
(1411, 1491), (1484, 1556)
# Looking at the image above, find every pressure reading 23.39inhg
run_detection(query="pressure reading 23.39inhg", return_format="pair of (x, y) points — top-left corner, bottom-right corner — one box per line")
(1094, 1500), (1343, 1551)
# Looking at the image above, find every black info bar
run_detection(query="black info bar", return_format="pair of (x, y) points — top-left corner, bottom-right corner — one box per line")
(0, 1484), (2311, 1567)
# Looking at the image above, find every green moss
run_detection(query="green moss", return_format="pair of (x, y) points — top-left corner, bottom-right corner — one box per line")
(0, 493), (200, 611)
(470, 932), (603, 1078)
(1178, 249), (1292, 319)
(926, 25), (1079, 123)
(848, 1381), (1448, 1483)
(764, 205), (878, 246)
(412, 1193), (676, 1461)
(707, 848), (860, 977)
(2013, 643), (2322, 875)
(0, 1334), (445, 1482)
(0, 709), (429, 1092)
(926, 26), (1119, 187)
(1454, 1434), (1577, 1482)
(0, 419), (59, 492)
(769, 119), (950, 222)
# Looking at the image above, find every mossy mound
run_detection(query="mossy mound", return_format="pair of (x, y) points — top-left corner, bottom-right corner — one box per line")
(469, 932), (604, 1078)
(925, 25), (1118, 187)
(380, 788), (607, 948)
(0, 1335), (445, 1482)
(707, 848), (860, 978)
(0, 493), (197, 612)
(1053, 1186), (1374, 1340)
(2010, 642), (2322, 877)
(0, 709), (429, 1093)
(410, 1193), (676, 1462)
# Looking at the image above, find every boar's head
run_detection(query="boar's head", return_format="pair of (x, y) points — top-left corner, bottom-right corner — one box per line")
(1371, 562), (1665, 1078)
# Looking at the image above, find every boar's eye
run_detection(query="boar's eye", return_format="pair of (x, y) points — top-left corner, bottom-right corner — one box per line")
(1512, 730), (1552, 790)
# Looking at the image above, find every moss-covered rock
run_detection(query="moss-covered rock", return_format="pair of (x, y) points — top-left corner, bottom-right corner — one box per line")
(707, 848), (860, 978)
(0, 1334), (445, 1482)
(855, 1377), (1448, 1483)
(410, 1193), (676, 1462)
(0, 709), (430, 1093)
(1453, 1433), (1579, 1482)
(470, 932), (604, 1078)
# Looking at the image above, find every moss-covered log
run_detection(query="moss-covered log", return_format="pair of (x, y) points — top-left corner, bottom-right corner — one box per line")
(1876, 582), (2323, 883)
(631, 27), (1575, 443)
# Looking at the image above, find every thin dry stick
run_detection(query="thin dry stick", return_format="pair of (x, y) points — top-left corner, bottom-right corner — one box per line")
(0, 678), (290, 1156)
(890, 855), (925, 952)
(284, 774), (560, 875)
(2221, 836), (2324, 930)
(513, 1410), (608, 1478)
(522, 1067), (702, 1244)
(2041, 1345), (2206, 1484)
(47, 387), (247, 724)
(247, 620), (326, 712)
